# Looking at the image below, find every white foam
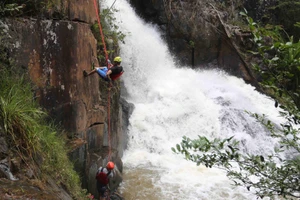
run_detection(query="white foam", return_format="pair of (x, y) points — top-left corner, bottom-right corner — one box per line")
(102, 0), (284, 199)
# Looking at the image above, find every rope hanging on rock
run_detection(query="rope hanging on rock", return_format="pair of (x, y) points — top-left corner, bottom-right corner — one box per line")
(93, 0), (112, 161)
(93, 0), (109, 64)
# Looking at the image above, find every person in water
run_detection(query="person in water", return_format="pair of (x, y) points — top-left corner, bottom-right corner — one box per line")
(83, 56), (123, 81)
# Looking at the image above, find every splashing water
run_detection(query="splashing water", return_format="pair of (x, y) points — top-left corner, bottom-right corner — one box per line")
(101, 0), (284, 199)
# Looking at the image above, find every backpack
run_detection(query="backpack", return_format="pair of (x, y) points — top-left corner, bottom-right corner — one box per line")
(96, 167), (111, 185)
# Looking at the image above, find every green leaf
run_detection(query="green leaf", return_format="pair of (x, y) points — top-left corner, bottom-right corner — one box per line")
(176, 144), (181, 152)
(171, 147), (176, 153)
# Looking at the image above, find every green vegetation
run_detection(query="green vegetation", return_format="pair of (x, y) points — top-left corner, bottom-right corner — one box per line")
(242, 10), (300, 113)
(272, 0), (300, 41)
(0, 2), (24, 17)
(91, 7), (126, 63)
(0, 28), (88, 198)
(101, 8), (126, 44)
(172, 12), (300, 200)
(0, 68), (89, 199)
(0, 0), (63, 18)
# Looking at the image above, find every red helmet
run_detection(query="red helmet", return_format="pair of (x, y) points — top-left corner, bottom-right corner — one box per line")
(106, 162), (115, 170)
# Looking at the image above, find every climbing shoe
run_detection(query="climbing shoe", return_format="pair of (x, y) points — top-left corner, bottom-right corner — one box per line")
(83, 70), (88, 77)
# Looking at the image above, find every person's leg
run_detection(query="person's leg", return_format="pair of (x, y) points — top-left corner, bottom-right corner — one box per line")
(84, 67), (108, 77)
(99, 187), (107, 200)
(96, 67), (108, 78)
(97, 182), (107, 200)
(83, 69), (97, 77)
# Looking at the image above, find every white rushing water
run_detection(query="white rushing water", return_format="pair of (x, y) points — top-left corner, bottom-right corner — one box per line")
(101, 0), (284, 199)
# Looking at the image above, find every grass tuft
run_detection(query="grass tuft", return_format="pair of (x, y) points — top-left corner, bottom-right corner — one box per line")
(0, 68), (88, 199)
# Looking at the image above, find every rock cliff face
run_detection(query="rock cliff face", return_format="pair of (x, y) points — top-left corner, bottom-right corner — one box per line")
(1, 0), (130, 198)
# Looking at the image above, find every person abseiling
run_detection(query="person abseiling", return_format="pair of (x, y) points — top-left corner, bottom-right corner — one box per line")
(84, 56), (123, 81)
(95, 161), (115, 200)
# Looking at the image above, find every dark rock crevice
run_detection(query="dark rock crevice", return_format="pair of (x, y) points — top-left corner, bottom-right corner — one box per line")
(89, 122), (104, 128)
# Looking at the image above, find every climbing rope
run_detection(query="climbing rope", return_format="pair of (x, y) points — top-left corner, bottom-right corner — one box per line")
(107, 82), (112, 161)
(93, 0), (112, 161)
(93, 0), (109, 63)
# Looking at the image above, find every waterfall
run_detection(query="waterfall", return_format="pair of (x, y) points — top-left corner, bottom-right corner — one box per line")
(102, 0), (284, 199)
